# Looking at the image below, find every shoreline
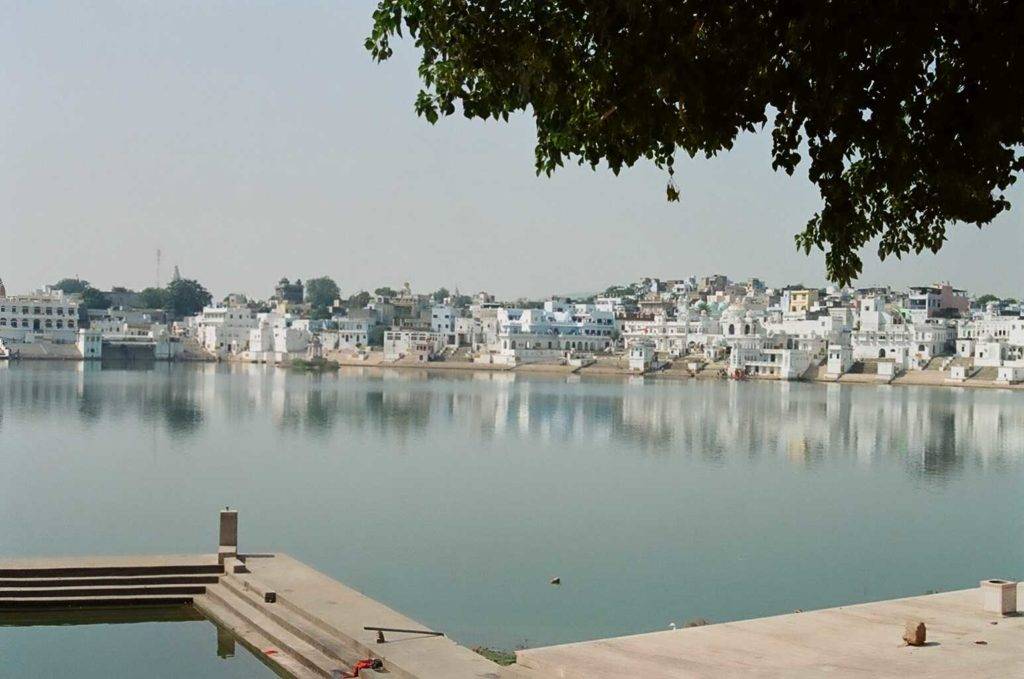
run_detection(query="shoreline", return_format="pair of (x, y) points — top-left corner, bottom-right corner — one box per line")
(5, 354), (1022, 392)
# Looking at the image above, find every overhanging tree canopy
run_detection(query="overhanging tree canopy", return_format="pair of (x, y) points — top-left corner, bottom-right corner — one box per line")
(367, 1), (1024, 284)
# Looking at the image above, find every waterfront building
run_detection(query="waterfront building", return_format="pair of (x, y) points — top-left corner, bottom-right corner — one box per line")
(0, 288), (79, 343)
(383, 329), (447, 362)
(492, 300), (617, 364)
(825, 345), (854, 377)
(320, 314), (382, 351)
(620, 314), (689, 356)
(195, 305), (257, 355)
(851, 297), (955, 367)
(627, 341), (656, 372)
(246, 313), (310, 363)
(728, 334), (813, 380)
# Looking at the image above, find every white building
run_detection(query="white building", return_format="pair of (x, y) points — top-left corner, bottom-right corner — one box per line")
(826, 345), (853, 377)
(383, 330), (447, 362)
(851, 297), (954, 368)
(628, 341), (656, 373)
(246, 313), (310, 363)
(430, 305), (457, 335)
(0, 289), (80, 343)
(77, 329), (102, 359)
(728, 335), (812, 380)
(492, 301), (617, 364)
(195, 305), (257, 355)
(620, 314), (689, 356)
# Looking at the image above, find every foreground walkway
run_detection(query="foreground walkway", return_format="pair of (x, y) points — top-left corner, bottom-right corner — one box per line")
(513, 587), (1024, 678)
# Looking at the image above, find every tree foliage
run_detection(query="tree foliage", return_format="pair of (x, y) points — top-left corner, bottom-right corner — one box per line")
(975, 293), (999, 306)
(368, 2), (1024, 284)
(348, 290), (372, 308)
(305, 276), (341, 310)
(165, 278), (212, 317)
(432, 287), (450, 303)
(374, 286), (397, 298)
(52, 278), (90, 295)
(80, 287), (111, 310)
(138, 287), (167, 309)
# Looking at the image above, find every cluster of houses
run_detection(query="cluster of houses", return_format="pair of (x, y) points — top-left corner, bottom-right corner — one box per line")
(2, 273), (1022, 384)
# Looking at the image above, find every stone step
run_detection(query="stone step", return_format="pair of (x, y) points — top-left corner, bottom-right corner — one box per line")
(0, 554), (222, 579)
(0, 574), (219, 588)
(223, 569), (382, 663)
(199, 584), (347, 678)
(0, 594), (194, 609)
(192, 592), (322, 679)
(0, 584), (207, 598)
(220, 573), (371, 667)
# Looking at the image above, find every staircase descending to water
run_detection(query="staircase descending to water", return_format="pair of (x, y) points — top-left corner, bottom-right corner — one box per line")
(0, 555), (221, 610)
(0, 510), (501, 678)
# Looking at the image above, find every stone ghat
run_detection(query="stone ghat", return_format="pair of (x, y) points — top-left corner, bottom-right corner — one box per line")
(1, 511), (502, 679)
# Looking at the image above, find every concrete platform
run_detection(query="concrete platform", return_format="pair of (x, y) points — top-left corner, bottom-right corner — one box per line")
(515, 587), (1024, 678)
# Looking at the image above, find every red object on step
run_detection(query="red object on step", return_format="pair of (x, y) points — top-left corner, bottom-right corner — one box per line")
(264, 648), (278, 655)
(344, 658), (384, 677)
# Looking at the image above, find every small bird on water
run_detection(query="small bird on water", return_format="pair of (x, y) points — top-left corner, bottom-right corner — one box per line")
(550, 577), (561, 585)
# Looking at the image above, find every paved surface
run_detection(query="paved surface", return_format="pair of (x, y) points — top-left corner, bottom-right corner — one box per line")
(515, 587), (1024, 678)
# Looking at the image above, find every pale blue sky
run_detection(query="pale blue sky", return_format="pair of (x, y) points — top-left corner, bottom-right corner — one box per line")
(3, 2), (1021, 299)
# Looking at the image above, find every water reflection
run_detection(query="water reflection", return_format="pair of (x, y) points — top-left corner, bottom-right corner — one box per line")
(1, 363), (1021, 480)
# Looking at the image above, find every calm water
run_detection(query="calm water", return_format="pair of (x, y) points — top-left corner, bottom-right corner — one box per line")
(0, 610), (271, 678)
(2, 362), (1023, 670)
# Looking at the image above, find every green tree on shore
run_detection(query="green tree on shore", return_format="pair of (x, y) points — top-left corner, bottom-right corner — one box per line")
(305, 277), (341, 311)
(51, 278), (90, 295)
(138, 287), (167, 309)
(80, 287), (111, 309)
(165, 279), (212, 317)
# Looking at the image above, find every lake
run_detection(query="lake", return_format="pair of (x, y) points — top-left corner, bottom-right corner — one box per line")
(1, 362), (1022, 673)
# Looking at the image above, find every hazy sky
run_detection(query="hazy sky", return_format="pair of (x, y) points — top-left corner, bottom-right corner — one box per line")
(3, 2), (1022, 300)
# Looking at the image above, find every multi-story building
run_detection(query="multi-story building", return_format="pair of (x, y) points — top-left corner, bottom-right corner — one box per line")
(783, 288), (820, 315)
(383, 329), (447, 362)
(0, 287), (80, 343)
(430, 305), (457, 334)
(851, 297), (954, 367)
(195, 305), (257, 355)
(907, 283), (969, 323)
(492, 300), (617, 363)
(728, 335), (813, 380)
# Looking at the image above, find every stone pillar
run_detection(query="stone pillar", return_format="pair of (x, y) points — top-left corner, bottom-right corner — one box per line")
(219, 509), (238, 548)
(980, 579), (1017, 615)
(218, 508), (238, 565)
